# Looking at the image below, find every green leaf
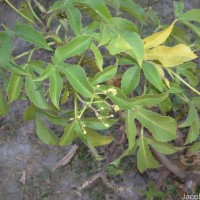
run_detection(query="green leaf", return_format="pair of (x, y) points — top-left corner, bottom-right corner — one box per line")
(42, 112), (68, 126)
(75, 120), (102, 160)
(104, 0), (120, 12)
(47, 0), (65, 13)
(179, 9), (200, 23)
(7, 74), (23, 102)
(90, 65), (118, 86)
(173, 1), (184, 18)
(49, 69), (63, 109)
(0, 32), (12, 65)
(15, 23), (52, 50)
(36, 114), (58, 145)
(180, 21), (200, 37)
(90, 42), (103, 71)
(119, 0), (145, 23)
(146, 138), (180, 154)
(179, 105), (198, 128)
(53, 36), (91, 64)
(24, 105), (37, 121)
(125, 109), (137, 149)
(102, 86), (168, 109)
(178, 68), (199, 87)
(112, 17), (138, 33)
(25, 76), (50, 110)
(89, 0), (112, 23)
(121, 65), (140, 95)
(133, 107), (177, 142)
(142, 61), (163, 92)
(59, 122), (76, 146)
(66, 4), (82, 35)
(5, 62), (30, 76)
(107, 31), (144, 66)
(99, 23), (111, 46)
(81, 118), (118, 130)
(60, 64), (94, 98)
(137, 136), (159, 173)
(34, 64), (54, 81)
(86, 128), (114, 146)
(185, 119), (200, 144)
(0, 90), (10, 116)
(189, 141), (200, 152)
(148, 10), (160, 26)
(171, 26), (191, 45)
(159, 97), (172, 115)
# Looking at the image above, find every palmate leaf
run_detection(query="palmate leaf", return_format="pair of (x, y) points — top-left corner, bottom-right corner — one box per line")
(36, 114), (58, 145)
(121, 65), (140, 95)
(143, 21), (176, 49)
(53, 36), (92, 64)
(59, 64), (94, 98)
(133, 106), (177, 142)
(15, 23), (52, 50)
(145, 44), (197, 68)
(137, 135), (159, 173)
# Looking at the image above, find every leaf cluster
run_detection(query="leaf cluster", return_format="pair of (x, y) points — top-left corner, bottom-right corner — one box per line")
(0, 0), (200, 172)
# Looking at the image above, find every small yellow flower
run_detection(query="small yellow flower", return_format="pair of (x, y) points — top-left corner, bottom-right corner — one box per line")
(107, 88), (117, 96)
(104, 123), (109, 127)
(113, 105), (120, 112)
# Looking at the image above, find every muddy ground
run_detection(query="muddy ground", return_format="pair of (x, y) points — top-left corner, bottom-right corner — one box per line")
(0, 1), (200, 200)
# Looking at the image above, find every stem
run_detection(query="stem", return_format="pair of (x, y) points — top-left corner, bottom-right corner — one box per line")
(14, 42), (55, 60)
(5, 0), (36, 25)
(27, 0), (42, 24)
(167, 68), (200, 96)
(74, 95), (79, 118)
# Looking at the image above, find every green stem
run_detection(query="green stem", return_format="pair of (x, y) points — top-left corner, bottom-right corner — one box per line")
(167, 68), (200, 96)
(14, 42), (55, 60)
(27, 0), (42, 24)
(74, 95), (79, 118)
(5, 0), (36, 25)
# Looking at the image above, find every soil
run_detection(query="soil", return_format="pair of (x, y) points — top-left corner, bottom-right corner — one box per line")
(0, 1), (199, 200)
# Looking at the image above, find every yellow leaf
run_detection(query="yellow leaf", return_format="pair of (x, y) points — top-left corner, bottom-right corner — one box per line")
(143, 20), (176, 49)
(144, 44), (198, 68)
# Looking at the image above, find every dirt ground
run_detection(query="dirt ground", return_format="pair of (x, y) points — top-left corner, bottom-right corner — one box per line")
(0, 0), (199, 200)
